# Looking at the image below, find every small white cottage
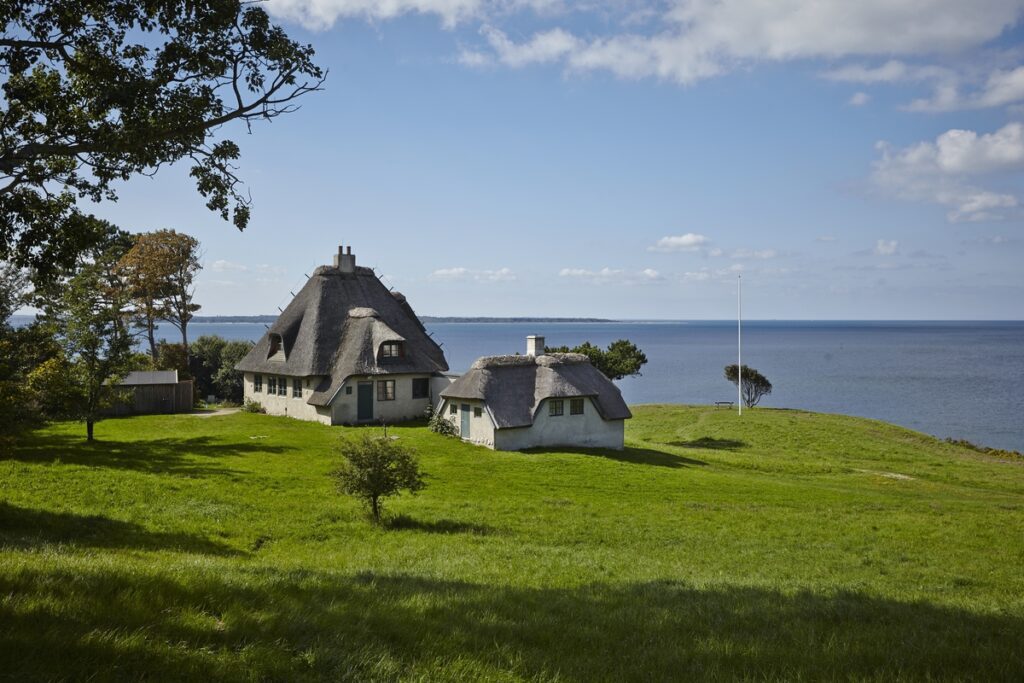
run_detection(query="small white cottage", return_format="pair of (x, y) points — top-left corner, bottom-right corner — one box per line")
(235, 245), (450, 425)
(438, 336), (632, 451)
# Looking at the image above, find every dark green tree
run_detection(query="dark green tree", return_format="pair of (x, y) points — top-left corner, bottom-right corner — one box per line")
(545, 339), (648, 380)
(333, 435), (425, 525)
(189, 335), (249, 403)
(0, 1), (324, 280)
(0, 262), (61, 450)
(724, 364), (773, 408)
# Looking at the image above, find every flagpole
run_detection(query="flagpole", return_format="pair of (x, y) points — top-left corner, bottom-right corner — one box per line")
(738, 275), (742, 416)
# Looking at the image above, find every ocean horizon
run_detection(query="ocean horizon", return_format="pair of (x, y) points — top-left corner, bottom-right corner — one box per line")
(9, 316), (1024, 451)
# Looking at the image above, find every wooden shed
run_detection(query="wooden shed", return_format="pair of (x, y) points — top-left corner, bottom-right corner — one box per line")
(108, 370), (194, 415)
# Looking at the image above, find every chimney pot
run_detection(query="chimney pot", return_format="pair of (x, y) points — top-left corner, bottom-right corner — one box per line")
(334, 244), (356, 273)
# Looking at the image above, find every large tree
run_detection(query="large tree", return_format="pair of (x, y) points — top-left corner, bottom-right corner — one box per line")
(119, 229), (200, 361)
(0, 1), (324, 280)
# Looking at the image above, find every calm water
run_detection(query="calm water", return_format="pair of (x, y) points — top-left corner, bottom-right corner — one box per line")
(14, 316), (1024, 450)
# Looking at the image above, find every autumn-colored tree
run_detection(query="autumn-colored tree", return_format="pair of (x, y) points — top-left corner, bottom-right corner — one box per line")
(121, 230), (202, 362)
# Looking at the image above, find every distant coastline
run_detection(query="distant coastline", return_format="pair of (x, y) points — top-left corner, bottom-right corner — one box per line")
(191, 315), (618, 324)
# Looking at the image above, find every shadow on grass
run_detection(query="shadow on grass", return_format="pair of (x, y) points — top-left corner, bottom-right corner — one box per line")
(0, 502), (240, 556)
(386, 514), (493, 536)
(0, 567), (1021, 681)
(667, 437), (747, 451)
(3, 432), (294, 477)
(535, 445), (707, 468)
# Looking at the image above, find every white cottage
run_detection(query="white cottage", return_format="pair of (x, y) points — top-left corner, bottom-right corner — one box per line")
(438, 336), (632, 451)
(235, 246), (450, 425)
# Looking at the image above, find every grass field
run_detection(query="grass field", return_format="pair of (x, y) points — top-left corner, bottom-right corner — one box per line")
(2, 406), (1023, 681)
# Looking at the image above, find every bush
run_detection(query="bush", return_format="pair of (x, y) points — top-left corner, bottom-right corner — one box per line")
(426, 404), (459, 437)
(333, 434), (425, 524)
(241, 399), (265, 414)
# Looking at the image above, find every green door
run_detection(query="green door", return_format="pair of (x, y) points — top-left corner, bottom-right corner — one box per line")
(357, 382), (373, 421)
(460, 404), (471, 439)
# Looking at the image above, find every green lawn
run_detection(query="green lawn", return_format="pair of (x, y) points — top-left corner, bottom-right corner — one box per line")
(2, 406), (1023, 681)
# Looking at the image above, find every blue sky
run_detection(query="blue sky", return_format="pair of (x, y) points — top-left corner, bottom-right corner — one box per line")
(88, 1), (1024, 319)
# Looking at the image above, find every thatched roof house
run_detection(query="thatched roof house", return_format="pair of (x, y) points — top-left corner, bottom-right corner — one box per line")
(439, 336), (631, 451)
(235, 246), (449, 425)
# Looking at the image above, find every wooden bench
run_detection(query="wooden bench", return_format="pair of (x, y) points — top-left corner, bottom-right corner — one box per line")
(714, 401), (734, 409)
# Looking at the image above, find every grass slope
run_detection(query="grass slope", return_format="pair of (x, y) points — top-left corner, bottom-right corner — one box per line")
(1, 406), (1023, 681)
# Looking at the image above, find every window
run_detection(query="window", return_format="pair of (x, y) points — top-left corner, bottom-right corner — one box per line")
(254, 375), (262, 392)
(377, 379), (396, 401)
(267, 376), (277, 394)
(570, 398), (584, 415)
(277, 377), (288, 396)
(345, 386), (353, 395)
(449, 403), (457, 415)
(549, 399), (564, 417)
(412, 378), (429, 399)
(268, 334), (283, 359)
(380, 341), (404, 362)
(474, 406), (482, 418)
(292, 378), (302, 398)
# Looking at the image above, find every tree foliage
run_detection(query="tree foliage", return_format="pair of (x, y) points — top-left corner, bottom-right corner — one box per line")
(189, 334), (249, 403)
(119, 230), (201, 359)
(545, 339), (649, 380)
(0, 265), (60, 450)
(724, 364), (773, 408)
(0, 0), (324, 279)
(333, 435), (425, 525)
(39, 231), (137, 440)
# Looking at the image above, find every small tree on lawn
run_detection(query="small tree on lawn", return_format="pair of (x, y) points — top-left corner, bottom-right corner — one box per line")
(724, 364), (773, 408)
(333, 435), (425, 525)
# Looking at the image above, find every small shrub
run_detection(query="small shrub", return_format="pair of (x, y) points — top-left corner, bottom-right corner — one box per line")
(333, 434), (425, 524)
(241, 399), (266, 414)
(426, 404), (459, 437)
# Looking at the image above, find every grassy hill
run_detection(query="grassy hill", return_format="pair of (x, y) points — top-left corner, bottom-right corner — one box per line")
(2, 406), (1023, 681)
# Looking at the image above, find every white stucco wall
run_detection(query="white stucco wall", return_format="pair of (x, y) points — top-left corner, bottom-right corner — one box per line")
(437, 397), (495, 447)
(243, 372), (331, 425)
(494, 397), (625, 451)
(330, 374), (435, 425)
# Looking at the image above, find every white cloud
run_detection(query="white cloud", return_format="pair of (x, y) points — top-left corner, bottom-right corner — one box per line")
(816, 235), (838, 242)
(266, 0), (565, 30)
(648, 233), (711, 252)
(905, 65), (1024, 112)
(461, 1), (1024, 85)
(559, 267), (662, 285)
(872, 122), (1024, 222)
(211, 259), (248, 272)
(266, 0), (484, 29)
(822, 60), (954, 84)
(730, 248), (778, 259)
(431, 266), (516, 282)
(848, 91), (870, 106)
(480, 25), (579, 67)
(874, 239), (899, 256)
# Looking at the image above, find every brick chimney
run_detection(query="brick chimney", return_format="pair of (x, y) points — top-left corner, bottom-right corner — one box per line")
(333, 245), (356, 273)
(526, 335), (545, 357)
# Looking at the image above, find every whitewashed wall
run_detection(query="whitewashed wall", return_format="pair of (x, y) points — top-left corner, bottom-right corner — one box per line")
(330, 374), (435, 425)
(242, 372), (331, 424)
(494, 397), (625, 451)
(437, 397), (496, 447)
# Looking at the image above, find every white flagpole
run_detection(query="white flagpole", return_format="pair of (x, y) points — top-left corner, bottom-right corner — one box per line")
(738, 275), (742, 416)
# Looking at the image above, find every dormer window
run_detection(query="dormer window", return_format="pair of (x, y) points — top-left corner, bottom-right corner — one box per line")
(268, 334), (285, 361)
(380, 341), (404, 362)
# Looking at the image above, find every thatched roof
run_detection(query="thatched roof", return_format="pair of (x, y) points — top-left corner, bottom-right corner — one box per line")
(235, 264), (448, 406)
(440, 353), (631, 429)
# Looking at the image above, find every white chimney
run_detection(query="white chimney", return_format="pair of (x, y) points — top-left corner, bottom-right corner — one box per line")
(526, 335), (545, 357)
(333, 245), (356, 273)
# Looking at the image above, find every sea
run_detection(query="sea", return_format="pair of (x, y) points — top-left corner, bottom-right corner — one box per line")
(11, 316), (1024, 451)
